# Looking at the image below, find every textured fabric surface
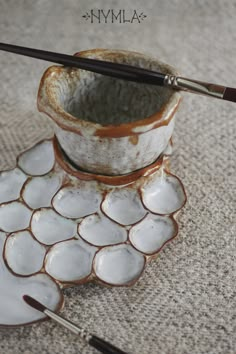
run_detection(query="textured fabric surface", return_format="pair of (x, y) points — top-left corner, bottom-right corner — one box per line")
(0, 1), (236, 353)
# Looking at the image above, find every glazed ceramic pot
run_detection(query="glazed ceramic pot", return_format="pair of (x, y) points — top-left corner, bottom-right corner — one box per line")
(38, 49), (181, 176)
(0, 50), (187, 328)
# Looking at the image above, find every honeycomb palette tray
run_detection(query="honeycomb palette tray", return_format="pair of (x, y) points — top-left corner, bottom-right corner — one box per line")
(0, 138), (186, 326)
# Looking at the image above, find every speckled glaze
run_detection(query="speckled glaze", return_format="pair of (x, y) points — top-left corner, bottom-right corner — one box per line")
(0, 135), (186, 326)
(0, 51), (186, 327)
(38, 49), (181, 175)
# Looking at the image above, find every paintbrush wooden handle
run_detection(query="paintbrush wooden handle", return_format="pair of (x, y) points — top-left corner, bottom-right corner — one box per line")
(0, 42), (165, 85)
(89, 335), (127, 354)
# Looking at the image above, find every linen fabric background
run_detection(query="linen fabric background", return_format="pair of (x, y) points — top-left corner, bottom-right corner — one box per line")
(0, 1), (235, 353)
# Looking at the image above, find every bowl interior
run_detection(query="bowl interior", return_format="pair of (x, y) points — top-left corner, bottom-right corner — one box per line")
(54, 51), (177, 126)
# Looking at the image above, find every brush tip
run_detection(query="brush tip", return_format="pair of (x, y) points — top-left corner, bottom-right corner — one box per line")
(23, 295), (46, 313)
(223, 87), (236, 103)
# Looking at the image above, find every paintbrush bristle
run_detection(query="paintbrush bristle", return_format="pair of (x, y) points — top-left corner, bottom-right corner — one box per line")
(23, 295), (47, 313)
(223, 87), (236, 103)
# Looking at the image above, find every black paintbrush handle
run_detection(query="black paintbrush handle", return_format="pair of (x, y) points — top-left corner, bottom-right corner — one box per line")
(0, 42), (165, 86)
(1, 42), (234, 102)
(89, 335), (127, 354)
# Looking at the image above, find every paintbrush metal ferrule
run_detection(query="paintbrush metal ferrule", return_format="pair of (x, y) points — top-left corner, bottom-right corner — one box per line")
(164, 75), (226, 99)
(43, 309), (127, 354)
(44, 308), (91, 341)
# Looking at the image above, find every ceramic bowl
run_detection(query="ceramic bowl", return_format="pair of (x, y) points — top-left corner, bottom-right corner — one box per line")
(38, 49), (181, 175)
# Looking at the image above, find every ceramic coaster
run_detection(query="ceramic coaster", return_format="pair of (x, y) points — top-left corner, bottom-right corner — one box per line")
(0, 138), (186, 326)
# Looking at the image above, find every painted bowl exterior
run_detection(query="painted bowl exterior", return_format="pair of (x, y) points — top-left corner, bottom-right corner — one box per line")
(38, 49), (181, 175)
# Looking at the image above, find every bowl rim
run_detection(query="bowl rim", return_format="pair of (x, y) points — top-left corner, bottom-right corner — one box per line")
(37, 48), (182, 138)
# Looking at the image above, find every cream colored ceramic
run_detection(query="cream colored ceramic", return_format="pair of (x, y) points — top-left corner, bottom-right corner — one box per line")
(0, 133), (186, 325)
(0, 232), (63, 326)
(38, 49), (181, 175)
(94, 244), (146, 286)
(79, 213), (127, 246)
(45, 239), (97, 283)
(0, 137), (185, 285)
(0, 50), (186, 326)
(5, 230), (46, 275)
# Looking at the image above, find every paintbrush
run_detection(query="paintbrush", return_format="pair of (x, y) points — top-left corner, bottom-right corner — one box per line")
(0, 42), (235, 103)
(23, 295), (127, 354)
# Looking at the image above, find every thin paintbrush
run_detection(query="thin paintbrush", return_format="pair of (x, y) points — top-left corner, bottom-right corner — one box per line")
(23, 295), (127, 354)
(0, 42), (235, 103)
